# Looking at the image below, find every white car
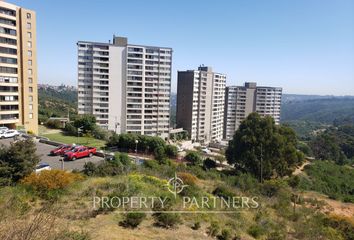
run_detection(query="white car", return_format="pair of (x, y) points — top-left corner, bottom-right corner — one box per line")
(35, 163), (51, 173)
(201, 148), (211, 154)
(0, 130), (20, 139)
(0, 127), (8, 132)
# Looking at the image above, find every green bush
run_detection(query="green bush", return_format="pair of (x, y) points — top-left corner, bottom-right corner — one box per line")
(154, 213), (181, 228)
(185, 151), (202, 165)
(203, 158), (217, 169)
(121, 212), (146, 228)
(212, 186), (234, 198)
(45, 119), (62, 129)
(92, 126), (109, 140)
(154, 146), (167, 164)
(248, 224), (266, 238)
(165, 145), (178, 158)
(64, 123), (77, 135)
(260, 180), (288, 198)
(207, 222), (220, 237)
(218, 229), (232, 240)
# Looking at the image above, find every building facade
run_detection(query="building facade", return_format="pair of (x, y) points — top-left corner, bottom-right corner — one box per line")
(78, 36), (172, 139)
(0, 1), (38, 134)
(223, 82), (282, 140)
(176, 66), (226, 143)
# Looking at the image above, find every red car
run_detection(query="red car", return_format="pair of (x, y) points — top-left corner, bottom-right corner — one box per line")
(50, 145), (72, 156)
(63, 146), (97, 161)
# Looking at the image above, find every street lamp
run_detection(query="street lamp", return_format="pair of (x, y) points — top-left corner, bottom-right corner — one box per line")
(135, 139), (138, 154)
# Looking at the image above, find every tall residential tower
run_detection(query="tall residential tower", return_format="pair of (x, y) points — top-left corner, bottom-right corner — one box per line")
(176, 66), (226, 143)
(0, 1), (38, 133)
(78, 36), (172, 139)
(223, 82), (282, 140)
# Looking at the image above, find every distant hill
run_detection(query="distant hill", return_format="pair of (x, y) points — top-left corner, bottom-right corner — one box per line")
(281, 96), (354, 124)
(38, 84), (78, 123)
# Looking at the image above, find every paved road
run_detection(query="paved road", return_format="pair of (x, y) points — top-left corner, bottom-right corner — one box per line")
(0, 138), (104, 171)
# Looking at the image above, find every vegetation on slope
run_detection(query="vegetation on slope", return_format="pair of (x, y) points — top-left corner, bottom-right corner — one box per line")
(299, 161), (354, 203)
(38, 85), (78, 124)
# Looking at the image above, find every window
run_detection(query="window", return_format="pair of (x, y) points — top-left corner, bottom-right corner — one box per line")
(29, 96), (33, 102)
(29, 104), (33, 110)
(29, 87), (33, 92)
(29, 113), (33, 119)
(28, 69), (32, 75)
(28, 78), (32, 83)
(28, 60), (32, 66)
(27, 32), (31, 39)
(27, 13), (31, 19)
(27, 41), (32, 48)
(28, 50), (32, 57)
(26, 23), (31, 29)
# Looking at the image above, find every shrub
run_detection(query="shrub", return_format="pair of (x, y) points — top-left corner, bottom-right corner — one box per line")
(248, 224), (266, 238)
(234, 173), (259, 192)
(121, 212), (146, 228)
(260, 180), (288, 198)
(178, 172), (198, 186)
(82, 162), (97, 176)
(154, 146), (167, 164)
(203, 158), (217, 169)
(165, 145), (178, 158)
(21, 170), (83, 196)
(213, 186), (234, 198)
(64, 123), (77, 135)
(92, 126), (109, 140)
(0, 139), (40, 185)
(185, 151), (202, 165)
(207, 222), (220, 237)
(192, 221), (201, 230)
(218, 229), (232, 240)
(154, 213), (181, 228)
(45, 119), (62, 129)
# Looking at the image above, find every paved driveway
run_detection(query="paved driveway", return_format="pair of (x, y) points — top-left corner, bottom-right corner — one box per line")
(0, 138), (104, 171)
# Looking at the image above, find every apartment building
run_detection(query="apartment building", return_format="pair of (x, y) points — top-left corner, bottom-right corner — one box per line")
(176, 66), (226, 143)
(0, 1), (38, 134)
(77, 36), (172, 139)
(223, 82), (282, 140)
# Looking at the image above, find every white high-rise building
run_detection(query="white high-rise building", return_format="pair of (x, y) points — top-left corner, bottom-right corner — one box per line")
(176, 66), (226, 143)
(223, 82), (282, 140)
(77, 36), (172, 139)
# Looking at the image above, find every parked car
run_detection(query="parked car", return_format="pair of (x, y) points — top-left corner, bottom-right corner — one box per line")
(35, 163), (51, 173)
(201, 147), (211, 154)
(0, 126), (8, 132)
(177, 146), (184, 152)
(50, 144), (73, 156)
(63, 146), (97, 161)
(0, 130), (20, 139)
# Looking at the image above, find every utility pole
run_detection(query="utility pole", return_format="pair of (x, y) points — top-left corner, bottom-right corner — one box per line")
(260, 143), (263, 184)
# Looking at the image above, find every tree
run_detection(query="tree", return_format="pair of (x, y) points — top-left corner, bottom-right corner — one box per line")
(165, 145), (177, 158)
(73, 114), (96, 133)
(185, 151), (202, 165)
(203, 158), (217, 169)
(226, 113), (303, 180)
(0, 139), (40, 185)
(154, 146), (167, 164)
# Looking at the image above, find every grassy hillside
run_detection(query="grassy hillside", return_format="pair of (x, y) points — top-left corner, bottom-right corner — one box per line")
(1, 160), (353, 240)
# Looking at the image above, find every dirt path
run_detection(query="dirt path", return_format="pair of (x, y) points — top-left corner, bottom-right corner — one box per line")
(293, 161), (311, 175)
(303, 191), (354, 220)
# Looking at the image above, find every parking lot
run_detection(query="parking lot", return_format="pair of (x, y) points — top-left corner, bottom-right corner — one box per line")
(0, 138), (104, 171)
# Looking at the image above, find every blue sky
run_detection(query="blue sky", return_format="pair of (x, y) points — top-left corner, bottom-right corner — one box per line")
(11, 0), (354, 95)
